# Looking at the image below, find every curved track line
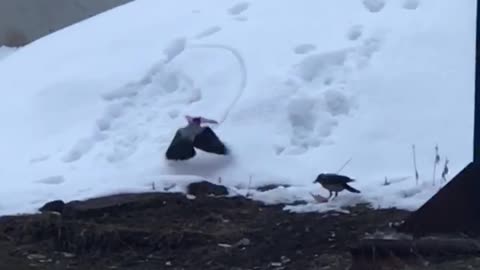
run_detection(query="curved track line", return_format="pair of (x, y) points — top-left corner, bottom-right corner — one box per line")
(186, 43), (248, 124)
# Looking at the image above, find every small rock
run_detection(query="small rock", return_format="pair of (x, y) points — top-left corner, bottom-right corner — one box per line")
(165, 261), (172, 266)
(187, 181), (228, 197)
(270, 262), (282, 267)
(218, 243), (232, 248)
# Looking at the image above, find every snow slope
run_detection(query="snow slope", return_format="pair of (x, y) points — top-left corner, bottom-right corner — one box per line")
(0, 0), (475, 216)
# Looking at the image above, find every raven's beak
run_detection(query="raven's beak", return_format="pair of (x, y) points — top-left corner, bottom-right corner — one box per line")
(200, 117), (218, 124)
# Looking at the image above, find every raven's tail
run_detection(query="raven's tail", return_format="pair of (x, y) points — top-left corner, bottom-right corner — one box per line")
(344, 184), (361, 193)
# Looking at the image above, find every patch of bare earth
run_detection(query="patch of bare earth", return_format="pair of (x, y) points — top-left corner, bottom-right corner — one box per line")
(0, 181), (478, 270)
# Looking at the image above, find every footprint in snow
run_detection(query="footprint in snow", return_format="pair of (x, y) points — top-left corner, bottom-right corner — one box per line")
(234, 16), (248, 22)
(106, 136), (139, 163)
(323, 89), (352, 116)
(163, 37), (187, 64)
(346, 25), (363, 41)
(30, 154), (50, 164)
(62, 137), (96, 162)
(98, 102), (127, 129)
(362, 0), (386, 13)
(280, 36), (382, 155)
(294, 49), (350, 82)
(68, 36), (206, 165)
(34, 175), (65, 185)
(228, 2), (250, 15)
(286, 95), (339, 154)
(293, 44), (317, 55)
(168, 109), (180, 119)
(402, 0), (420, 10)
(195, 26), (222, 39)
(294, 36), (382, 84)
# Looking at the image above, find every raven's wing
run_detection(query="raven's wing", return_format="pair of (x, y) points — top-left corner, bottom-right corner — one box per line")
(193, 127), (229, 155)
(165, 130), (196, 160)
(316, 174), (354, 184)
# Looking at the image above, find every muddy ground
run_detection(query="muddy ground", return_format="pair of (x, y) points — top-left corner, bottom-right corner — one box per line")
(0, 181), (479, 270)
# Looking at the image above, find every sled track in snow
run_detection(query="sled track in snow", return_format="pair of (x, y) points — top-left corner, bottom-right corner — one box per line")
(187, 43), (248, 125)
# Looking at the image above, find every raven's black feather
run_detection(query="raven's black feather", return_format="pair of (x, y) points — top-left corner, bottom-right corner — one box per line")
(193, 127), (229, 155)
(165, 130), (196, 160)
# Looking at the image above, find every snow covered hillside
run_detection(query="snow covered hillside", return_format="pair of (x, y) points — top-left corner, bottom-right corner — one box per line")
(0, 0), (475, 216)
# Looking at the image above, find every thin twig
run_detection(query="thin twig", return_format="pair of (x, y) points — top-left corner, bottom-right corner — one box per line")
(441, 158), (449, 182)
(433, 144), (440, 186)
(412, 144), (419, 185)
(246, 175), (253, 197)
(336, 157), (353, 174)
(383, 176), (389, 186)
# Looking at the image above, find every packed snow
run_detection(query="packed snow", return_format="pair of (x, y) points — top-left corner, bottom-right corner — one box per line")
(0, 0), (475, 216)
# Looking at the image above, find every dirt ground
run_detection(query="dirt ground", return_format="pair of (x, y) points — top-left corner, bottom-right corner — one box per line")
(0, 181), (479, 270)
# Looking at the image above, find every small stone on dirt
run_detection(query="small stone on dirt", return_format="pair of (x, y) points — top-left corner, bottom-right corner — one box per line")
(187, 181), (228, 196)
